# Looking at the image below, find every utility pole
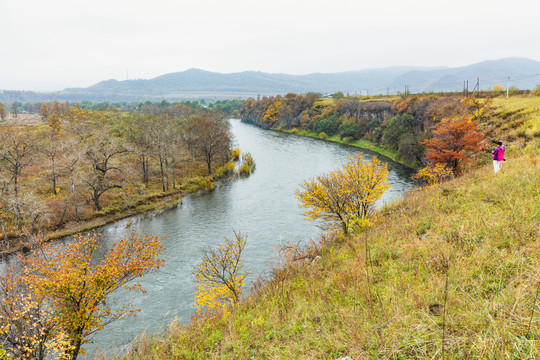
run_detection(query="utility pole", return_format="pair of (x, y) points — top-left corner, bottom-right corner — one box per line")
(507, 76), (510, 99)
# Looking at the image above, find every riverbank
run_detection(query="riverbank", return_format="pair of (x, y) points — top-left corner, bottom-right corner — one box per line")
(1, 182), (196, 256)
(117, 150), (540, 359)
(278, 127), (415, 168)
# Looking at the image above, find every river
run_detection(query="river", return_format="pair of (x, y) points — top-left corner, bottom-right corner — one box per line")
(49, 119), (415, 357)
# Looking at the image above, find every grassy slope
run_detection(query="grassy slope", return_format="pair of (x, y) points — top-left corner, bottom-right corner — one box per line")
(117, 97), (540, 359)
(120, 151), (539, 359)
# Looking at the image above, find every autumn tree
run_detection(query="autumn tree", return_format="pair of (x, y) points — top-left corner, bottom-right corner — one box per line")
(422, 116), (485, 175)
(0, 103), (6, 121)
(148, 114), (185, 191)
(119, 113), (154, 185)
(36, 128), (61, 194)
(296, 153), (389, 235)
(412, 163), (453, 187)
(0, 129), (35, 229)
(193, 231), (250, 313)
(81, 127), (127, 210)
(40, 103), (50, 120)
(66, 108), (127, 210)
(59, 137), (82, 221)
(184, 111), (231, 175)
(51, 100), (62, 115)
(10, 102), (18, 118)
(464, 97), (491, 121)
(0, 231), (165, 360)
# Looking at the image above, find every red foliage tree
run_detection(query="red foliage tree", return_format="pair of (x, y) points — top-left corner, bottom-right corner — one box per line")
(422, 116), (485, 175)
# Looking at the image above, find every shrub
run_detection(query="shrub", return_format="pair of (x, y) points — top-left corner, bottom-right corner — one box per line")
(230, 148), (241, 161)
(198, 178), (215, 190)
(214, 162), (236, 179)
(238, 152), (256, 175)
(533, 84), (540, 96)
(291, 128), (299, 134)
(412, 163), (453, 187)
(319, 132), (328, 140)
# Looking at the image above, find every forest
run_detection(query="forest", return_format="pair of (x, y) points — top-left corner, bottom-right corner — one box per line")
(0, 99), (249, 253)
(239, 92), (507, 168)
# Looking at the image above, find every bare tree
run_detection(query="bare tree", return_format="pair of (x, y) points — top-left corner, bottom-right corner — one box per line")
(0, 129), (35, 229)
(36, 128), (61, 194)
(0, 103), (7, 121)
(10, 102), (18, 118)
(81, 128), (127, 211)
(120, 113), (154, 185)
(184, 110), (232, 175)
(60, 137), (82, 221)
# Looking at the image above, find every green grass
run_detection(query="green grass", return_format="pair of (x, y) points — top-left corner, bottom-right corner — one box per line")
(282, 129), (406, 166)
(116, 151), (539, 359)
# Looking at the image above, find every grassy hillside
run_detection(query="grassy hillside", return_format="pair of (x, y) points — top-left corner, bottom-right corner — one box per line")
(118, 155), (539, 359)
(113, 96), (539, 359)
(489, 97), (540, 150)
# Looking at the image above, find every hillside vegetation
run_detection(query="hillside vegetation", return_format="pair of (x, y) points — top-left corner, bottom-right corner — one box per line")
(119, 150), (539, 360)
(115, 95), (540, 359)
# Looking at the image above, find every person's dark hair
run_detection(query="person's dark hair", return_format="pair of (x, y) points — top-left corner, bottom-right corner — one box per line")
(497, 140), (503, 145)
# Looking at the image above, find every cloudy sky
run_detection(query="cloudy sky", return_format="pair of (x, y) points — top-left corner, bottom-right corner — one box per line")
(1, 0), (539, 91)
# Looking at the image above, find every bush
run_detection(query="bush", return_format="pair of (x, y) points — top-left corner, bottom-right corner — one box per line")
(342, 136), (354, 143)
(237, 152), (256, 175)
(214, 162), (236, 178)
(291, 128), (299, 134)
(319, 132), (328, 140)
(230, 148), (241, 161)
(338, 120), (360, 140)
(198, 178), (215, 190)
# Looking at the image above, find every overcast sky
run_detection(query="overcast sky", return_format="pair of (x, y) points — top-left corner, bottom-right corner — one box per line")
(1, 0), (539, 91)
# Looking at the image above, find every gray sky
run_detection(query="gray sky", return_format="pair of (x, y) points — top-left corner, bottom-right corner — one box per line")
(1, 0), (539, 91)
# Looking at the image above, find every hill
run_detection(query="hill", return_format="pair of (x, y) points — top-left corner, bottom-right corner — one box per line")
(117, 152), (540, 359)
(114, 96), (540, 359)
(65, 58), (540, 100)
(2, 58), (540, 102)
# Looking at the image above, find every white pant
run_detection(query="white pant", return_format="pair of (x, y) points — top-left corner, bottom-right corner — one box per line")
(493, 160), (503, 173)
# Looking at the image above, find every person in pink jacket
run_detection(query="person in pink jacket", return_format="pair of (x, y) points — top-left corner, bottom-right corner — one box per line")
(492, 140), (505, 173)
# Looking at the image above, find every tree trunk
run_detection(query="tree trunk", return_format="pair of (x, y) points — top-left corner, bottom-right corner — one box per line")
(52, 157), (57, 195)
(0, 219), (7, 248)
(70, 169), (79, 221)
(159, 153), (166, 192)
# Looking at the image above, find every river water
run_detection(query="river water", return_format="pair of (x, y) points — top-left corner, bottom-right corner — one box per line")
(48, 119), (414, 357)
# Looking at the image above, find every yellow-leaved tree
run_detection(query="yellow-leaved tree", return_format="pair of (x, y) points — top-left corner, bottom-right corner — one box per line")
(193, 231), (250, 314)
(295, 153), (390, 235)
(0, 231), (165, 360)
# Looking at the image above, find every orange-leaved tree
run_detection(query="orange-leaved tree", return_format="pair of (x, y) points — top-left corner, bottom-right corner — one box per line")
(422, 116), (485, 176)
(193, 231), (250, 314)
(296, 153), (389, 235)
(0, 231), (165, 360)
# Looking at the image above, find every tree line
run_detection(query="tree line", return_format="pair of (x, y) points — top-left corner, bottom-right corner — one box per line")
(0, 102), (240, 248)
(240, 93), (489, 170)
(0, 98), (245, 121)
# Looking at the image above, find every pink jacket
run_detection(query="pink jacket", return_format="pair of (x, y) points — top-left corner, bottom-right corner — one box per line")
(492, 145), (505, 161)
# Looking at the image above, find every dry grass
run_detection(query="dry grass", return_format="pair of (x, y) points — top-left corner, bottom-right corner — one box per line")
(115, 150), (539, 359)
(488, 96), (540, 150)
(0, 113), (45, 126)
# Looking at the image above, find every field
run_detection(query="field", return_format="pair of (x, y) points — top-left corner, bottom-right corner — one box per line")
(0, 113), (45, 127)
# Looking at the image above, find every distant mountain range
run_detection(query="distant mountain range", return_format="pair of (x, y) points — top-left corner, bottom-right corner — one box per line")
(2, 58), (540, 102)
